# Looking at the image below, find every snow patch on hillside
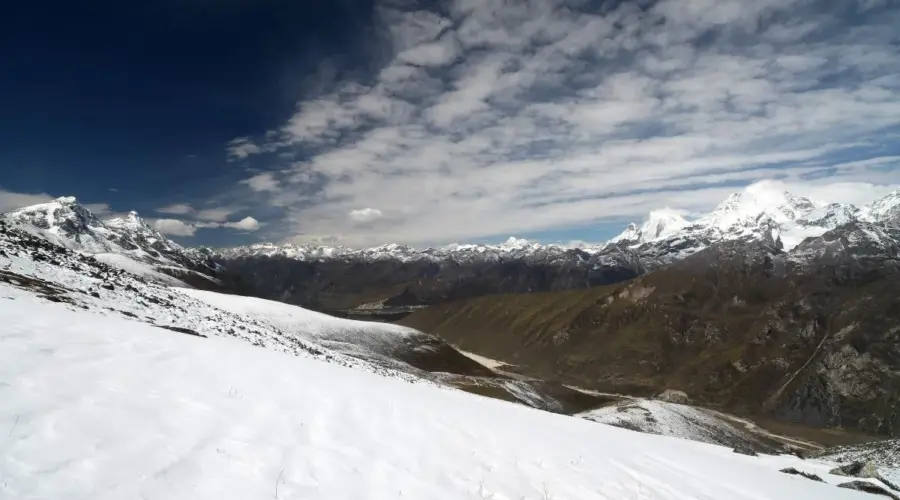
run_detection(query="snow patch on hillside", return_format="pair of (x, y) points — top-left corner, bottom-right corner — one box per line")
(578, 399), (770, 450)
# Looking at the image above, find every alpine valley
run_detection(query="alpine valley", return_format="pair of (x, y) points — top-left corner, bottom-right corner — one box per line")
(3, 181), (900, 499)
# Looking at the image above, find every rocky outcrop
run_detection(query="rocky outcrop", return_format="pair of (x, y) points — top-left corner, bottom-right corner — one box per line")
(837, 481), (899, 500)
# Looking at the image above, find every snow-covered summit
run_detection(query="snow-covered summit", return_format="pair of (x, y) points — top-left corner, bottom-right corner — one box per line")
(106, 210), (149, 232)
(3, 196), (213, 284)
(701, 181), (821, 231)
(615, 181), (900, 261)
(6, 196), (107, 246)
(611, 208), (688, 244)
(865, 187), (900, 224)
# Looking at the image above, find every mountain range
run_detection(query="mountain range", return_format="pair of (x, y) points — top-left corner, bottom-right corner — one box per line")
(3, 182), (899, 316)
(208, 180), (900, 263)
(200, 182), (900, 315)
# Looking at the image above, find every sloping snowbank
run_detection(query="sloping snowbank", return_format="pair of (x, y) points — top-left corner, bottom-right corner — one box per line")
(578, 399), (771, 450)
(178, 287), (419, 341)
(176, 287), (445, 365)
(93, 252), (188, 287)
(0, 286), (865, 500)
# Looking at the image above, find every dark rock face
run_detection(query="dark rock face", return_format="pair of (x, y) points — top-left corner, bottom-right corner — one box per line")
(211, 254), (642, 312)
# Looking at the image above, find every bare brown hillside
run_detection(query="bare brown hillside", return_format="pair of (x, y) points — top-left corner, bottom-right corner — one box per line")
(402, 232), (900, 437)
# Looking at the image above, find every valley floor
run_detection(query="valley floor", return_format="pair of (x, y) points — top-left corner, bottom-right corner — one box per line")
(0, 284), (880, 500)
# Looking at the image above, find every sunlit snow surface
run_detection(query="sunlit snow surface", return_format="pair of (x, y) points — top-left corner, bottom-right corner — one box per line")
(0, 285), (873, 500)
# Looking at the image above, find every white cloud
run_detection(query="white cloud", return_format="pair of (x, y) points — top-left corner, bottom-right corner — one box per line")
(240, 173), (280, 192)
(156, 203), (194, 215)
(153, 219), (196, 237)
(154, 215), (261, 236)
(226, 137), (262, 160)
(223, 216), (261, 231)
(0, 189), (51, 213)
(397, 32), (461, 67)
(222, 0), (900, 246)
(156, 204), (238, 223)
(348, 208), (383, 223)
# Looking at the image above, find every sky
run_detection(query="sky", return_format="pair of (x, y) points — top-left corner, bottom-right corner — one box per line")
(1, 0), (899, 248)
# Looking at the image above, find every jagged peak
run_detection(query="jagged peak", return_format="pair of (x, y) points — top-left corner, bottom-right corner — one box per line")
(55, 196), (78, 205)
(641, 208), (688, 239)
(865, 186), (900, 222)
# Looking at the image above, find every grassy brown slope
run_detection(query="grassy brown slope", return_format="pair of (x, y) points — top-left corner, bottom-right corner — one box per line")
(401, 243), (900, 437)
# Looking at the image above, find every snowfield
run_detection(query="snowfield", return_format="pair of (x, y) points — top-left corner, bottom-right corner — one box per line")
(178, 287), (424, 357)
(0, 286), (875, 500)
(578, 399), (790, 452)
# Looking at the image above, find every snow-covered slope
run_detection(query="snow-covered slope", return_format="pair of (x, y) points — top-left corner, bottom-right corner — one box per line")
(0, 218), (427, 382)
(1, 218), (561, 410)
(578, 399), (774, 451)
(177, 288), (454, 369)
(0, 286), (873, 500)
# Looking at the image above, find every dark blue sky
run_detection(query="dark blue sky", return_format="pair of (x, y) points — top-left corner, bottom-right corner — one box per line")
(0, 0), (381, 245)
(1, 0), (899, 247)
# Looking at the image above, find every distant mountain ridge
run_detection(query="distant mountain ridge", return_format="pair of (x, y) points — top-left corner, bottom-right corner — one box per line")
(4, 183), (899, 312)
(195, 182), (900, 312)
(206, 181), (900, 267)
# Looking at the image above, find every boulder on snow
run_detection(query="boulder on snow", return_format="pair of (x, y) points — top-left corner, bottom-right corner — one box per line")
(779, 467), (823, 482)
(830, 461), (871, 477)
(837, 481), (900, 500)
(732, 446), (758, 457)
(829, 461), (900, 492)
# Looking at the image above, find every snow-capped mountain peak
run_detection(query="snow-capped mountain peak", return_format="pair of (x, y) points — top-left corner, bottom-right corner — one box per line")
(611, 209), (688, 245)
(106, 210), (149, 232)
(2, 196), (213, 284)
(6, 196), (105, 235)
(640, 208), (689, 240)
(610, 223), (640, 243)
(499, 236), (535, 251)
(702, 181), (822, 229)
(865, 187), (900, 224)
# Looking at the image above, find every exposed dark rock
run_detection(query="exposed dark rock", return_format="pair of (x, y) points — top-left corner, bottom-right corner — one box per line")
(155, 325), (207, 338)
(837, 481), (900, 500)
(779, 468), (824, 482)
(733, 446), (759, 457)
(209, 253), (643, 313)
(830, 461), (869, 477)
